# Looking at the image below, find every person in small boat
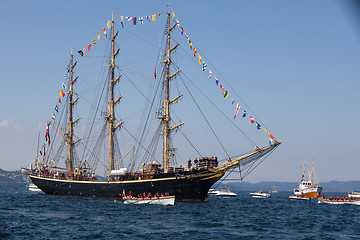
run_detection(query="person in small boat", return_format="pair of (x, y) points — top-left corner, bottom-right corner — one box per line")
(194, 158), (198, 169)
(165, 192), (170, 196)
(147, 193), (153, 198)
(155, 193), (160, 198)
(121, 189), (125, 198)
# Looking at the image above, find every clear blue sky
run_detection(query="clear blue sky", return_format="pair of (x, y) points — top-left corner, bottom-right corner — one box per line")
(0, 0), (359, 183)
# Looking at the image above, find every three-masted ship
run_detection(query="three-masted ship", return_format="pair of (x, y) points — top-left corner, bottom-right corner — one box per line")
(24, 6), (281, 201)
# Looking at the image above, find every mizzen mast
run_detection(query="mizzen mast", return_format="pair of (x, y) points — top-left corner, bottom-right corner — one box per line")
(66, 48), (80, 173)
(162, 4), (182, 172)
(108, 12), (123, 179)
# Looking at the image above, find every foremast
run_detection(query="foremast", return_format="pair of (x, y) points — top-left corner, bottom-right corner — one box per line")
(66, 48), (80, 173)
(162, 4), (182, 172)
(108, 13), (123, 179)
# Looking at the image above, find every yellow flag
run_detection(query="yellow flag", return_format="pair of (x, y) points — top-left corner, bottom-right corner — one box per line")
(107, 20), (111, 29)
(263, 128), (270, 135)
(93, 38), (96, 45)
(158, 12), (162, 16)
(121, 16), (124, 23)
(172, 12), (175, 21)
(189, 41), (192, 49)
(152, 14), (156, 21)
(98, 33), (101, 40)
(198, 54), (201, 64)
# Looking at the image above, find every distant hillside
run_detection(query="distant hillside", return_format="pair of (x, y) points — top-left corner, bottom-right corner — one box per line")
(0, 168), (24, 183)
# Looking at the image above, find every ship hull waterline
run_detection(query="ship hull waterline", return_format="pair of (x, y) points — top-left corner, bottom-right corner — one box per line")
(29, 170), (225, 202)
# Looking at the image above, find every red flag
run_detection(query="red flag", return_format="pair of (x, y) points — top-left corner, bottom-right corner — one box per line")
(103, 27), (107, 37)
(87, 44), (91, 52)
(250, 116), (255, 124)
(193, 48), (197, 57)
(270, 135), (275, 140)
(83, 47), (86, 55)
(57, 98), (61, 104)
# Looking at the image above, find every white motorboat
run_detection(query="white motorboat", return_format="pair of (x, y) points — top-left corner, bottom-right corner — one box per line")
(289, 195), (310, 201)
(216, 188), (237, 197)
(208, 188), (220, 195)
(28, 183), (42, 192)
(123, 196), (175, 205)
(250, 191), (271, 198)
(348, 191), (360, 199)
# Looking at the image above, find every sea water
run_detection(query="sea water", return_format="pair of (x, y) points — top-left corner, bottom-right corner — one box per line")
(1, 183), (359, 239)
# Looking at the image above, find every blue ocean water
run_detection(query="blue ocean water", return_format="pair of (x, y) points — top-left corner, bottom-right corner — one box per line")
(0, 183), (359, 240)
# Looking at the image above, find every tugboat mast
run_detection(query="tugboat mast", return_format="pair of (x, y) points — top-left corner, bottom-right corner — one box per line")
(108, 12), (123, 179)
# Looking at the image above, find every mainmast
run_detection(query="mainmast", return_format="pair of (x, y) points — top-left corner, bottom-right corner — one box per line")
(66, 48), (80, 173)
(108, 12), (123, 179)
(162, 4), (182, 172)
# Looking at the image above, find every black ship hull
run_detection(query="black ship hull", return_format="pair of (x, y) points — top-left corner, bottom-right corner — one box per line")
(29, 169), (225, 201)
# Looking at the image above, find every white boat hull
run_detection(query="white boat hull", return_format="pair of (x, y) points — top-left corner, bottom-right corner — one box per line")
(250, 192), (271, 198)
(317, 198), (360, 205)
(216, 192), (237, 197)
(28, 183), (42, 192)
(123, 196), (175, 205)
(289, 195), (310, 201)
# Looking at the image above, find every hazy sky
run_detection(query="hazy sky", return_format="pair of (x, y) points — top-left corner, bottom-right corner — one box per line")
(0, 0), (359, 183)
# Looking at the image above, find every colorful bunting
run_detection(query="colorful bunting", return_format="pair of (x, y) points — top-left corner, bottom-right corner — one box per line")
(62, 83), (66, 90)
(181, 27), (184, 35)
(256, 122), (261, 130)
(133, 17), (136, 25)
(107, 20), (111, 28)
(209, 70), (212, 79)
(78, 50), (84, 56)
(83, 48), (86, 55)
(98, 33), (101, 40)
(172, 12), (175, 21)
(60, 90), (65, 97)
(103, 27), (107, 37)
(139, 17), (144, 24)
(55, 105), (59, 113)
(152, 14), (156, 21)
(189, 41), (192, 49)
(198, 54), (202, 64)
(52, 114), (56, 120)
(57, 98), (61, 104)
(202, 62), (207, 71)
(158, 12), (163, 16)
(146, 16), (151, 22)
(176, 19), (180, 27)
(263, 128), (270, 135)
(121, 16), (124, 27)
(242, 110), (247, 118)
(193, 48), (197, 57)
(223, 90), (229, 99)
(250, 116), (255, 124)
(231, 99), (235, 105)
(154, 67), (156, 79)
(93, 38), (96, 45)
(87, 44), (91, 52)
(234, 103), (241, 119)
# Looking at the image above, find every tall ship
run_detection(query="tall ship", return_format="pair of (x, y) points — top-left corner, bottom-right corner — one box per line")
(23, 5), (281, 202)
(294, 161), (322, 199)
